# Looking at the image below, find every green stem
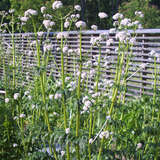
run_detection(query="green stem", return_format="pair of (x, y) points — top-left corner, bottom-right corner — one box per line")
(76, 28), (82, 160)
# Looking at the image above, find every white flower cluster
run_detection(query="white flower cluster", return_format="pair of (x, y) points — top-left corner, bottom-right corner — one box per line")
(56, 32), (69, 39)
(20, 9), (37, 23)
(43, 14), (52, 19)
(115, 31), (130, 43)
(65, 128), (70, 134)
(98, 12), (108, 19)
(120, 18), (131, 27)
(52, 1), (63, 10)
(91, 25), (98, 31)
(136, 143), (142, 150)
(135, 11), (144, 18)
(67, 81), (76, 91)
(54, 93), (62, 99)
(99, 130), (109, 139)
(90, 32), (107, 47)
(41, 6), (46, 14)
(20, 17), (29, 22)
(75, 21), (86, 29)
(64, 21), (70, 28)
(74, 5), (81, 11)
(9, 9), (15, 14)
(24, 9), (38, 17)
(14, 93), (20, 100)
(43, 43), (53, 52)
(112, 13), (123, 20)
(82, 96), (92, 112)
(5, 98), (9, 103)
(43, 20), (55, 30)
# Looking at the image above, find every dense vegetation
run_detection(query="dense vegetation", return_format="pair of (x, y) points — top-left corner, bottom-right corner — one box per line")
(0, 0), (160, 159)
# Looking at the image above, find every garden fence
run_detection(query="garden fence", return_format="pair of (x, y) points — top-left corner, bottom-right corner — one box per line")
(0, 29), (160, 99)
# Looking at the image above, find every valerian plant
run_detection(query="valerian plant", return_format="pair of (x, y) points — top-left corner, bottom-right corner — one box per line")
(0, 1), (160, 160)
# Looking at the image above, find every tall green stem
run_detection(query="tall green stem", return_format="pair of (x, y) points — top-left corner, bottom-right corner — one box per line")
(76, 28), (82, 160)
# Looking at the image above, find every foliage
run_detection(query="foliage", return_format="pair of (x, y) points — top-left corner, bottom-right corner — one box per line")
(119, 0), (160, 28)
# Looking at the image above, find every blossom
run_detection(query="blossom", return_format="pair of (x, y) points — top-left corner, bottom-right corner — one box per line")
(24, 91), (29, 95)
(74, 5), (81, 11)
(20, 17), (29, 22)
(20, 113), (26, 118)
(99, 131), (109, 139)
(90, 37), (102, 46)
(106, 115), (111, 120)
(24, 9), (37, 17)
(9, 9), (15, 14)
(43, 20), (55, 29)
(120, 18), (131, 26)
(13, 143), (18, 147)
(115, 31), (128, 42)
(135, 11), (144, 18)
(112, 13), (123, 20)
(55, 93), (62, 99)
(149, 50), (156, 56)
(5, 98), (9, 103)
(49, 94), (54, 100)
(129, 37), (136, 45)
(76, 14), (80, 19)
(61, 151), (65, 157)
(98, 12), (108, 19)
(14, 93), (20, 100)
(64, 21), (70, 28)
(43, 14), (52, 19)
(83, 100), (92, 112)
(28, 95), (32, 100)
(56, 32), (69, 39)
(136, 143), (142, 150)
(75, 21), (86, 28)
(65, 128), (70, 134)
(41, 6), (46, 13)
(63, 46), (68, 53)
(43, 43), (53, 52)
(91, 25), (98, 31)
(106, 39), (114, 46)
(89, 138), (93, 144)
(13, 116), (18, 120)
(37, 32), (44, 37)
(52, 1), (63, 10)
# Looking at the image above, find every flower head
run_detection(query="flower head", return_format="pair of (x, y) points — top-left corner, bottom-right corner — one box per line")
(136, 143), (142, 150)
(5, 98), (9, 103)
(75, 21), (86, 29)
(20, 17), (29, 22)
(52, 1), (63, 10)
(98, 12), (108, 19)
(113, 13), (123, 20)
(64, 21), (70, 28)
(65, 128), (70, 134)
(99, 131), (109, 139)
(41, 6), (46, 14)
(20, 113), (26, 118)
(24, 9), (37, 17)
(91, 25), (98, 31)
(55, 93), (62, 99)
(74, 5), (81, 11)
(14, 93), (20, 100)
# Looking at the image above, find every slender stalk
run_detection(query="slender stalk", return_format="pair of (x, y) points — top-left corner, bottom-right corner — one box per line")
(76, 28), (82, 160)
(60, 16), (70, 160)
(11, 14), (16, 88)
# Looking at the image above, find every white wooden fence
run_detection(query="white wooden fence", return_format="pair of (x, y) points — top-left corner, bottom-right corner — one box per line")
(0, 29), (160, 98)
